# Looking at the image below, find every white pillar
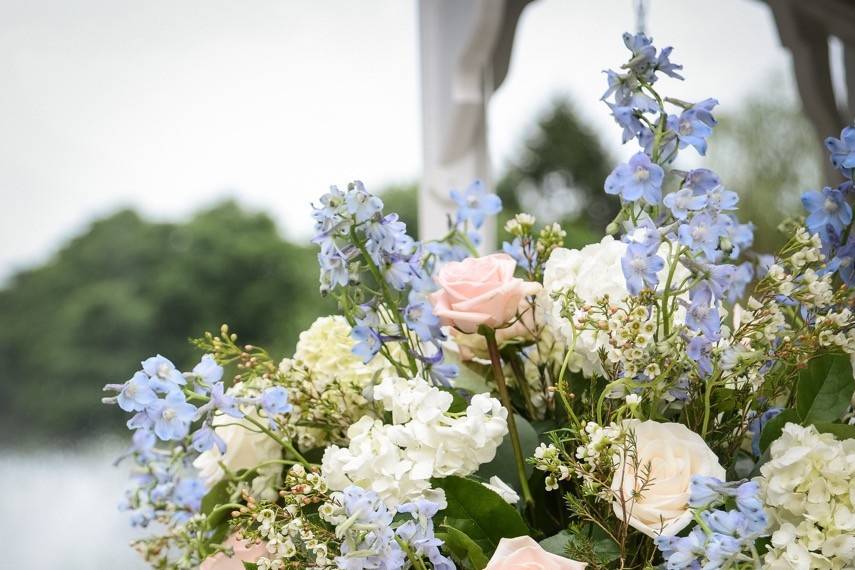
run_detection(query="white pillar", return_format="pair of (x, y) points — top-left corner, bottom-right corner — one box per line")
(417, 0), (532, 250)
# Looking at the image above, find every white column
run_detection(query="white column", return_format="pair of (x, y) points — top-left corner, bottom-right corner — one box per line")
(417, 0), (532, 250)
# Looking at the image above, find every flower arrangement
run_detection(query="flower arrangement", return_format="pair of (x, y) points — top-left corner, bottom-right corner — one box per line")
(102, 32), (855, 570)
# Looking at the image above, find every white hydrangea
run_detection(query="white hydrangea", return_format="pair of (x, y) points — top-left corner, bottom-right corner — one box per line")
(759, 423), (855, 568)
(321, 376), (508, 507)
(293, 315), (393, 389)
(539, 235), (688, 377)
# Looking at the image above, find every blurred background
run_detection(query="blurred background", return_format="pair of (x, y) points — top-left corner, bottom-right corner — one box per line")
(0, 0), (848, 567)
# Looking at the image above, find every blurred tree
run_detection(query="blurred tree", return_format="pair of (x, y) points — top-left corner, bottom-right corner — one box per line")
(0, 202), (331, 443)
(706, 89), (823, 253)
(497, 98), (616, 248)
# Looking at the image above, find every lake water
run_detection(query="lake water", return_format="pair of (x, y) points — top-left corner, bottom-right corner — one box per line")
(0, 441), (147, 569)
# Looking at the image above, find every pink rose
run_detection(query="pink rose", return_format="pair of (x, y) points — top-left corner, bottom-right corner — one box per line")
(486, 536), (587, 570)
(429, 253), (542, 334)
(199, 534), (269, 570)
(452, 301), (537, 361)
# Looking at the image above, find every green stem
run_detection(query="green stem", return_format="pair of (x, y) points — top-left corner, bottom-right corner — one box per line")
(243, 414), (310, 466)
(504, 348), (537, 419)
(701, 373), (719, 436)
(482, 327), (534, 510)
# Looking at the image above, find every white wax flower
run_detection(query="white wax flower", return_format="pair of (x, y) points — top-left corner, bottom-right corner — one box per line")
(482, 476), (520, 504)
(539, 236), (689, 377)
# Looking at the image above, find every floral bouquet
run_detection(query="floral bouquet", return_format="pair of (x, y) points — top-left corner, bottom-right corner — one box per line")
(102, 33), (855, 570)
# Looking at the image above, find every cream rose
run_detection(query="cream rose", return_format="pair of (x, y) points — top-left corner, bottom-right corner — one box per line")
(485, 536), (587, 570)
(429, 253), (541, 334)
(199, 534), (268, 570)
(193, 412), (283, 501)
(611, 420), (725, 537)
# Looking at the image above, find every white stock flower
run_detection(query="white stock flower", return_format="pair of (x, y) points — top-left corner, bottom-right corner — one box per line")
(193, 411), (283, 501)
(759, 423), (855, 568)
(293, 315), (392, 389)
(539, 236), (688, 377)
(611, 420), (725, 538)
(321, 377), (508, 507)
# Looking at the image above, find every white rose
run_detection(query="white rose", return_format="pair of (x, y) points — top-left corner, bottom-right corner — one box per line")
(193, 412), (283, 501)
(611, 420), (725, 537)
(539, 236), (688, 377)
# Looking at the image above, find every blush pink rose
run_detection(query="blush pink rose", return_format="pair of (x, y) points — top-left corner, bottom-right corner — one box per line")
(485, 536), (587, 570)
(199, 534), (269, 570)
(429, 253), (542, 334)
(452, 301), (537, 361)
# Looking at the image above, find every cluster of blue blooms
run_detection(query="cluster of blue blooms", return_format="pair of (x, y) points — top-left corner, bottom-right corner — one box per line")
(602, 33), (755, 377)
(656, 477), (768, 569)
(102, 353), (291, 526)
(334, 486), (454, 570)
(312, 180), (500, 386)
(802, 125), (855, 286)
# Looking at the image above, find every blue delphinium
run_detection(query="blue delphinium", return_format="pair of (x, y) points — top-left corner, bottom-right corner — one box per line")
(334, 486), (406, 570)
(801, 187), (852, 242)
(678, 212), (726, 261)
(657, 477), (768, 569)
(260, 386), (292, 426)
(396, 499), (456, 570)
(621, 242), (664, 294)
(148, 390), (197, 441)
(117, 371), (158, 412)
(604, 152), (665, 204)
(824, 125), (855, 176)
(450, 179), (502, 230)
(672, 98), (718, 155)
(685, 284), (721, 339)
(663, 187), (707, 220)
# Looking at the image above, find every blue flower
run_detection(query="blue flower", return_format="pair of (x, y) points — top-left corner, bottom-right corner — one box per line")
(674, 98), (718, 155)
(801, 187), (852, 240)
(261, 387), (292, 416)
(404, 295), (443, 342)
(663, 188), (708, 220)
(191, 423), (226, 453)
(191, 354), (223, 385)
(749, 407), (782, 457)
(621, 242), (664, 294)
(824, 125), (855, 175)
(450, 180), (502, 229)
(686, 284), (720, 339)
(209, 382), (243, 418)
(396, 499), (455, 570)
(678, 212), (725, 260)
(351, 325), (383, 363)
(689, 475), (724, 507)
(346, 180), (384, 222)
(604, 152), (665, 204)
(687, 336), (713, 377)
(727, 262), (753, 303)
(142, 355), (186, 392)
(734, 481), (766, 527)
(833, 236), (855, 286)
(502, 238), (536, 272)
(683, 168), (721, 195)
(335, 486), (405, 570)
(705, 185), (739, 212)
(621, 32), (657, 80)
(318, 247), (352, 291)
(656, 46), (684, 79)
(173, 478), (206, 512)
(148, 391), (197, 441)
(602, 70), (636, 106)
(428, 362), (458, 387)
(117, 371), (158, 412)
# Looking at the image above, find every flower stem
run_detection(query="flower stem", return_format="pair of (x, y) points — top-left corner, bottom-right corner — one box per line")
(243, 414), (310, 466)
(482, 327), (534, 510)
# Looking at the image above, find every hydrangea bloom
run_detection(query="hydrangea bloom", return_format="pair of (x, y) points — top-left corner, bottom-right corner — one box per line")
(759, 423), (855, 568)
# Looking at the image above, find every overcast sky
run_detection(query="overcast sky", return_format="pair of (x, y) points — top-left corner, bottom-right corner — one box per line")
(0, 0), (798, 281)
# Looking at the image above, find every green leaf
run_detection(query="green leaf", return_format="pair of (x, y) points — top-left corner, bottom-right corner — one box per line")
(433, 476), (529, 556)
(242, 563), (258, 570)
(813, 422), (855, 439)
(438, 524), (490, 570)
(476, 414), (538, 492)
(539, 530), (572, 556)
(758, 409), (799, 453)
(201, 479), (231, 518)
(797, 354), (855, 424)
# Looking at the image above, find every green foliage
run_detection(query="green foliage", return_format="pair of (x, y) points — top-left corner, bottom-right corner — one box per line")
(476, 413), (539, 492)
(0, 201), (331, 444)
(759, 355), (855, 452)
(433, 476), (529, 556)
(436, 524), (490, 570)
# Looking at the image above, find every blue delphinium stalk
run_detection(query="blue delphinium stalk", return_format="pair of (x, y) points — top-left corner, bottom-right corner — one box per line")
(103, 352), (296, 528)
(312, 179), (499, 385)
(657, 477), (768, 569)
(604, 152), (665, 204)
(621, 242), (665, 294)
